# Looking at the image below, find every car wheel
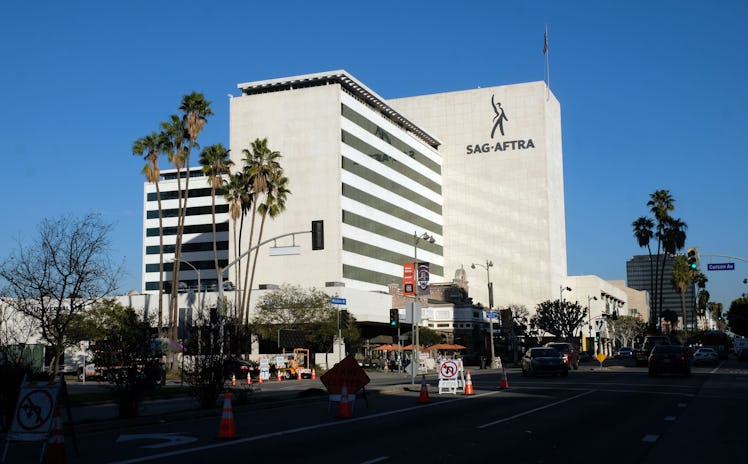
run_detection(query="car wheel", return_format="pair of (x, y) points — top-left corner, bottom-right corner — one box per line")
(572, 363), (579, 370)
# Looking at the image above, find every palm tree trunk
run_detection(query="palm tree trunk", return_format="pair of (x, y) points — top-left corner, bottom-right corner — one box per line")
(246, 212), (268, 326)
(170, 166), (185, 341)
(242, 204), (259, 324)
(156, 182), (165, 336)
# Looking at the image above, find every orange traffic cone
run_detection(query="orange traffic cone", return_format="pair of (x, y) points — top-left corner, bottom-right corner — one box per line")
(337, 384), (353, 418)
(258, 373), (263, 384)
(417, 374), (430, 404)
(46, 407), (66, 464)
(464, 370), (474, 395)
(277, 370), (282, 382)
(297, 370), (302, 380)
(217, 392), (237, 439)
(231, 373), (236, 386)
(311, 368), (316, 380)
(246, 372), (252, 385)
(500, 367), (510, 389)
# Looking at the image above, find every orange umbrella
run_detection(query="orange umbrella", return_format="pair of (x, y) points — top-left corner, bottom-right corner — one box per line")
(402, 344), (428, 352)
(373, 344), (392, 351)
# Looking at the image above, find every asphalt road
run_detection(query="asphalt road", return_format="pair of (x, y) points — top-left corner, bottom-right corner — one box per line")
(4, 359), (747, 463)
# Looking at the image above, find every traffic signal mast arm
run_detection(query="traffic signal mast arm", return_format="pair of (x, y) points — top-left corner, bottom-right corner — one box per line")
(697, 253), (748, 263)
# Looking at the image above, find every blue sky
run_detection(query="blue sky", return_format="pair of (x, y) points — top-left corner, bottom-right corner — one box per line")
(2, 1), (746, 308)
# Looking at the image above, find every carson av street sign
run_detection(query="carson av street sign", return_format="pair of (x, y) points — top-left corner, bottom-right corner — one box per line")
(707, 263), (735, 271)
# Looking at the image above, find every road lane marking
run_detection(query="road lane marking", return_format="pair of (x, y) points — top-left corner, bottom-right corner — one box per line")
(476, 390), (596, 429)
(642, 434), (659, 442)
(110, 391), (500, 463)
(360, 457), (389, 464)
(664, 416), (676, 421)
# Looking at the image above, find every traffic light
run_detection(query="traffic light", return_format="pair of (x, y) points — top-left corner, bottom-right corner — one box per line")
(311, 220), (324, 250)
(389, 308), (399, 327)
(595, 332), (600, 341)
(340, 309), (350, 329)
(687, 247), (699, 271)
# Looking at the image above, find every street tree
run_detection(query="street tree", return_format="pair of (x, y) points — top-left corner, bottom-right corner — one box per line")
(252, 284), (360, 352)
(532, 299), (586, 342)
(0, 214), (121, 375)
(671, 254), (693, 331)
(607, 315), (647, 348)
(727, 296), (748, 336)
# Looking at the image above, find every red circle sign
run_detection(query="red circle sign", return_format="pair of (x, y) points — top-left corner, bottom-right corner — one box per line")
(439, 360), (459, 379)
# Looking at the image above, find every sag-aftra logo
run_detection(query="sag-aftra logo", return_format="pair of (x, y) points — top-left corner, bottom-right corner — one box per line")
(465, 95), (535, 154)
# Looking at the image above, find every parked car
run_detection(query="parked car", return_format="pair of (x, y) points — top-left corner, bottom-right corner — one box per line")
(615, 347), (634, 360)
(692, 347), (719, 365)
(521, 347), (569, 377)
(648, 345), (691, 377)
(544, 342), (580, 369)
(223, 358), (260, 381)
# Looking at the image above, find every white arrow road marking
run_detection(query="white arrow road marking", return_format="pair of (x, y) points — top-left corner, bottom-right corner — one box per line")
(116, 433), (198, 449)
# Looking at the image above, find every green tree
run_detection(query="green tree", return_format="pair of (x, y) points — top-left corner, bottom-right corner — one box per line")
(661, 309), (679, 332)
(223, 171), (252, 308)
(646, 189), (675, 325)
(532, 299), (586, 342)
(252, 285), (360, 352)
(607, 315), (647, 348)
(133, 132), (166, 335)
(728, 296), (748, 336)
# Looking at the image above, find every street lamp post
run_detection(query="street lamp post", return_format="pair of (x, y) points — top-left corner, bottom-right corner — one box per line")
(586, 295), (597, 351)
(471, 260), (495, 368)
(171, 258), (203, 318)
(560, 285), (572, 301)
(411, 231), (435, 385)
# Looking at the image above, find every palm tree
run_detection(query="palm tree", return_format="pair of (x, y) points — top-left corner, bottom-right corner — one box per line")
(223, 171), (251, 316)
(671, 254), (692, 334)
(632, 216), (655, 327)
(659, 216), (687, 327)
(646, 190), (675, 329)
(240, 138), (282, 319)
(246, 171), (290, 324)
(166, 93), (213, 340)
(199, 144), (233, 310)
(133, 131), (166, 335)
(159, 115), (188, 338)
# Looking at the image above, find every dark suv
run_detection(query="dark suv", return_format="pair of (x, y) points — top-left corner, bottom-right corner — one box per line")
(544, 342), (580, 370)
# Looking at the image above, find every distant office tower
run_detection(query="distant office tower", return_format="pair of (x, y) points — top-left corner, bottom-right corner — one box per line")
(142, 167), (229, 294)
(626, 254), (696, 329)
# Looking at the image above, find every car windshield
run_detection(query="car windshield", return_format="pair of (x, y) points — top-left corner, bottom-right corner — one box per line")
(546, 344), (569, 352)
(533, 348), (560, 357)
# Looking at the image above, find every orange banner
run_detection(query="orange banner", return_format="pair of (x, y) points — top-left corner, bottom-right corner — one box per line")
(403, 262), (415, 296)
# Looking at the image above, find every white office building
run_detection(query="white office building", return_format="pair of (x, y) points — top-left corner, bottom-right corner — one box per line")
(229, 71), (445, 297)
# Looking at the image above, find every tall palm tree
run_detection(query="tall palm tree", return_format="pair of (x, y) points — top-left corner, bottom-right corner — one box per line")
(199, 144), (233, 310)
(240, 138), (282, 319)
(646, 190), (675, 329)
(671, 254), (692, 334)
(223, 171), (251, 317)
(133, 131), (166, 335)
(166, 93), (213, 340)
(246, 172), (290, 324)
(659, 216), (687, 327)
(159, 115), (188, 338)
(632, 216), (655, 327)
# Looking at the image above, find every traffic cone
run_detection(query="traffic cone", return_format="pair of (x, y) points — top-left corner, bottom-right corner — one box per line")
(46, 407), (66, 464)
(417, 374), (430, 404)
(277, 370), (282, 382)
(500, 367), (510, 389)
(297, 370), (302, 380)
(231, 373), (236, 386)
(337, 384), (353, 418)
(464, 370), (474, 395)
(258, 374), (263, 384)
(217, 392), (237, 439)
(246, 372), (252, 385)
(311, 368), (316, 380)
